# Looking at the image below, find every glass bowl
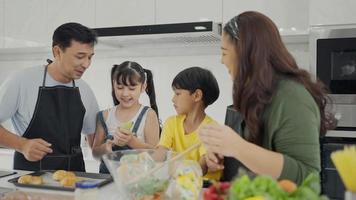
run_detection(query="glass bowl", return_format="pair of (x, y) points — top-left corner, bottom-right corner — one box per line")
(102, 149), (177, 199)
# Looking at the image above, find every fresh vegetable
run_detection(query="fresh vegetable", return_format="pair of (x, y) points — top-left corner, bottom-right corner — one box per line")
(127, 178), (168, 199)
(244, 196), (265, 200)
(227, 173), (329, 200)
(120, 121), (133, 131)
(204, 182), (230, 200)
(278, 180), (297, 193)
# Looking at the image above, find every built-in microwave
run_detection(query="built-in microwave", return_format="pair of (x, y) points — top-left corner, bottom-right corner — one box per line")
(310, 24), (356, 200)
(310, 25), (356, 129)
(317, 37), (356, 94)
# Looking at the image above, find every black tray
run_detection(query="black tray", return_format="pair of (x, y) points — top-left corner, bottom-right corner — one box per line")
(8, 170), (112, 192)
(0, 170), (17, 178)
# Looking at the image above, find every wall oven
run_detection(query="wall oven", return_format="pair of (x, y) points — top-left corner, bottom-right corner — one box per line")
(310, 24), (356, 200)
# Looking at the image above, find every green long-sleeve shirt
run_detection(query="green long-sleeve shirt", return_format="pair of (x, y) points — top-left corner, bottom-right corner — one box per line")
(244, 79), (321, 185)
(241, 79), (321, 184)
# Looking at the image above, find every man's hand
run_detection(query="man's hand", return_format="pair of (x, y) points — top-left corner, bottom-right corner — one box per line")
(20, 138), (53, 162)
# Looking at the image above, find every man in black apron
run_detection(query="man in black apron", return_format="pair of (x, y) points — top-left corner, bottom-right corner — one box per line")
(0, 23), (97, 172)
(13, 64), (86, 171)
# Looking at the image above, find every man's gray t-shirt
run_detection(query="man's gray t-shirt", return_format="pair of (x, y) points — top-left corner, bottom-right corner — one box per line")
(0, 65), (99, 136)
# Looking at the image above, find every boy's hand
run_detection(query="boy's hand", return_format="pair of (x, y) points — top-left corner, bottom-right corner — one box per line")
(206, 151), (224, 172)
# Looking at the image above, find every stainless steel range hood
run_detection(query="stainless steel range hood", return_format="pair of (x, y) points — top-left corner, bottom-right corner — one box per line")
(93, 21), (222, 49)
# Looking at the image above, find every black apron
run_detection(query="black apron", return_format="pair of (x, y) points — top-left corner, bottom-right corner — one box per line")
(221, 105), (247, 181)
(14, 64), (86, 171)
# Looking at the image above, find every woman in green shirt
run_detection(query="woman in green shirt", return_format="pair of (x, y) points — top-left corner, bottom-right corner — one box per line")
(199, 11), (334, 184)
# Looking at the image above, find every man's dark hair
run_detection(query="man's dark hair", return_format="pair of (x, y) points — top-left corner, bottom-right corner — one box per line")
(52, 22), (97, 50)
(172, 67), (220, 107)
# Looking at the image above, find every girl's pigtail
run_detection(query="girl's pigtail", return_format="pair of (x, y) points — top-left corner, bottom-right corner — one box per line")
(111, 64), (120, 105)
(143, 69), (159, 119)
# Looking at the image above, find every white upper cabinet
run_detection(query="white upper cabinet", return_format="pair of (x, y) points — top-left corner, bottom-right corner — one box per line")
(0, 0), (4, 48)
(223, 0), (309, 35)
(95, 0), (155, 27)
(46, 0), (95, 44)
(156, 0), (222, 24)
(4, 0), (47, 48)
(310, 0), (356, 26)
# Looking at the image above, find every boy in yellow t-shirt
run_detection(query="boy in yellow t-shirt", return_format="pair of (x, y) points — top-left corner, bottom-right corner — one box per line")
(158, 67), (221, 181)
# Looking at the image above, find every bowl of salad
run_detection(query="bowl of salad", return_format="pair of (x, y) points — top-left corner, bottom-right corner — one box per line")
(102, 149), (177, 200)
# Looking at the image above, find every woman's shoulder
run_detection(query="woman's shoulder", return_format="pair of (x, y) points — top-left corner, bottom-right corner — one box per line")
(274, 79), (315, 104)
(267, 79), (320, 118)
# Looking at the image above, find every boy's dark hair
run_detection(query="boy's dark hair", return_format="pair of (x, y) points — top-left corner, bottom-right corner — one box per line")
(172, 67), (220, 107)
(52, 22), (97, 50)
(111, 61), (159, 120)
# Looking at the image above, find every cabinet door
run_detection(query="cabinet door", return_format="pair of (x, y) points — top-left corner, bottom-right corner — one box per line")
(0, 0), (4, 48)
(4, 0), (47, 48)
(95, 0), (155, 27)
(223, 0), (309, 34)
(156, 0), (222, 24)
(310, 0), (356, 25)
(46, 0), (95, 45)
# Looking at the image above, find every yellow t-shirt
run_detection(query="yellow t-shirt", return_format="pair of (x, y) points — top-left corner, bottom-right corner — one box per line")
(159, 115), (222, 181)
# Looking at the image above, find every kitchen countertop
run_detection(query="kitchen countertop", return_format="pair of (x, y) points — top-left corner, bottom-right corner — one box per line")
(0, 169), (124, 200)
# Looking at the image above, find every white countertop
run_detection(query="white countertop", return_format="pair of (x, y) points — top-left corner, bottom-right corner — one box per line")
(0, 169), (124, 200)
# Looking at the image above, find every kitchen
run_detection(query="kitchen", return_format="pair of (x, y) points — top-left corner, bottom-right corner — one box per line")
(0, 0), (355, 199)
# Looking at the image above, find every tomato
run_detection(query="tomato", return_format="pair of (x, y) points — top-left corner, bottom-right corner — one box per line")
(204, 182), (231, 200)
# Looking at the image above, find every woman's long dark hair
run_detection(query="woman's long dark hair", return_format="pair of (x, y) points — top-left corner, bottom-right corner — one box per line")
(111, 61), (159, 119)
(224, 11), (335, 144)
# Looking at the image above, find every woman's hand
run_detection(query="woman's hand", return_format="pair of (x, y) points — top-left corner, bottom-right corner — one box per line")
(199, 124), (243, 158)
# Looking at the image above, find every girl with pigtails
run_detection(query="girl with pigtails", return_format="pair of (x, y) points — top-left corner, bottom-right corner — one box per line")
(92, 61), (160, 173)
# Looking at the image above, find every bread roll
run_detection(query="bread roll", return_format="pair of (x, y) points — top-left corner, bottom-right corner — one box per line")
(60, 176), (77, 187)
(18, 175), (43, 185)
(29, 176), (43, 185)
(18, 175), (32, 184)
(52, 170), (67, 181)
(65, 171), (76, 178)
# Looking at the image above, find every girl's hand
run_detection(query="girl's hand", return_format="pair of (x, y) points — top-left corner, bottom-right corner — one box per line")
(205, 151), (224, 172)
(105, 139), (114, 152)
(199, 124), (243, 158)
(115, 130), (133, 146)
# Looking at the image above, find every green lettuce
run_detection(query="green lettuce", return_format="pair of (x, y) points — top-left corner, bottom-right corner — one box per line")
(227, 174), (329, 200)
